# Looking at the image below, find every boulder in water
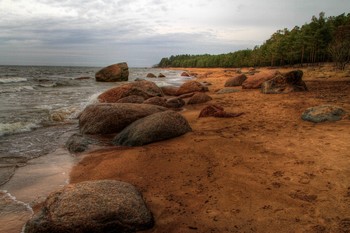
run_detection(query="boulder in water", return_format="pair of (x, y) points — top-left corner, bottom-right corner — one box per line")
(95, 62), (129, 82)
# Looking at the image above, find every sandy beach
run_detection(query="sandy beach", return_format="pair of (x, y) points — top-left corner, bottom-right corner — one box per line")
(69, 66), (350, 233)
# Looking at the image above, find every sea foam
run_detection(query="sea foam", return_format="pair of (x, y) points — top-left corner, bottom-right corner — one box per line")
(0, 77), (28, 84)
(0, 122), (40, 137)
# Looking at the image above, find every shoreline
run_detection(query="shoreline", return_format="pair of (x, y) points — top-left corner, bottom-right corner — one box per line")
(70, 66), (350, 232)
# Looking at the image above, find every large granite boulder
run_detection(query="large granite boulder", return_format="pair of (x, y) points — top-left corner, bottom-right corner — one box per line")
(176, 81), (208, 96)
(24, 180), (154, 233)
(242, 70), (278, 89)
(301, 105), (346, 123)
(224, 74), (247, 87)
(187, 93), (212, 105)
(166, 97), (185, 108)
(261, 70), (308, 94)
(79, 103), (167, 134)
(98, 80), (164, 103)
(116, 95), (145, 104)
(113, 111), (192, 146)
(95, 62), (129, 82)
(161, 86), (179, 96)
(143, 96), (168, 107)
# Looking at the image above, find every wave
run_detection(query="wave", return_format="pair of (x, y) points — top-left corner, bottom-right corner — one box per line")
(0, 77), (28, 84)
(0, 86), (35, 94)
(0, 122), (41, 137)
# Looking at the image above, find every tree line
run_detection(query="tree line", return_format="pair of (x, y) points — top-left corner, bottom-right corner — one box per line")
(156, 12), (350, 70)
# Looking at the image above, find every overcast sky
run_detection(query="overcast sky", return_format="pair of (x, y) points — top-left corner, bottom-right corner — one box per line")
(0, 0), (349, 67)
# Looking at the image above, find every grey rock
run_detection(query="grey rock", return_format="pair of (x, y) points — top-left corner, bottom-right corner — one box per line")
(114, 111), (192, 146)
(301, 105), (346, 123)
(65, 134), (90, 153)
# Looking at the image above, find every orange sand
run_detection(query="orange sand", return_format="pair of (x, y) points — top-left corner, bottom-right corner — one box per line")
(70, 66), (350, 233)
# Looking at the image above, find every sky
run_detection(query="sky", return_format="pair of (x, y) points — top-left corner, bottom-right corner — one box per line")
(0, 0), (349, 67)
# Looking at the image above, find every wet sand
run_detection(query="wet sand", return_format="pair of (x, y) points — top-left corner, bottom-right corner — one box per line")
(70, 66), (350, 232)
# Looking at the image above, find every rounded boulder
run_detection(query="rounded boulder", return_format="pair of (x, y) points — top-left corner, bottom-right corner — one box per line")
(24, 180), (154, 233)
(113, 111), (192, 146)
(79, 103), (167, 134)
(95, 62), (129, 82)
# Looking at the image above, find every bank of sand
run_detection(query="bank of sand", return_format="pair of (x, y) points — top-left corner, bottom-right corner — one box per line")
(70, 66), (350, 233)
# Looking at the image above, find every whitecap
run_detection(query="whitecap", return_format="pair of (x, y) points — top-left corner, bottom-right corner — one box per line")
(0, 122), (40, 137)
(0, 77), (28, 84)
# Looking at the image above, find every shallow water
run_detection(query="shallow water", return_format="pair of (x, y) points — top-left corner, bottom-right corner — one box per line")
(0, 65), (190, 232)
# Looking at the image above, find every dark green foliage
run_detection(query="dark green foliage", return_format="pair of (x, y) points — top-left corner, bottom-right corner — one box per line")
(157, 12), (350, 69)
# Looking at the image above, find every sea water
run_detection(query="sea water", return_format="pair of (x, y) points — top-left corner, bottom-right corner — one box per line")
(0, 65), (190, 232)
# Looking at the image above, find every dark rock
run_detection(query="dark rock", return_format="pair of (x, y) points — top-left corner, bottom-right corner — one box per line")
(116, 95), (145, 104)
(216, 88), (241, 94)
(181, 72), (190, 77)
(176, 81), (208, 96)
(98, 80), (164, 103)
(24, 180), (154, 233)
(166, 97), (185, 108)
(224, 74), (247, 87)
(75, 76), (91, 80)
(146, 73), (157, 78)
(79, 103), (167, 134)
(114, 111), (192, 146)
(187, 93), (212, 105)
(242, 70), (278, 89)
(158, 73), (166, 78)
(65, 134), (90, 153)
(161, 86), (179, 96)
(261, 70), (308, 94)
(95, 62), (129, 82)
(199, 105), (244, 118)
(301, 105), (346, 123)
(143, 96), (168, 107)
(134, 78), (146, 81)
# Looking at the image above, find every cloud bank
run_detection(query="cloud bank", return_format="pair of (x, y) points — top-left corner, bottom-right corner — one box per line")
(0, 0), (349, 66)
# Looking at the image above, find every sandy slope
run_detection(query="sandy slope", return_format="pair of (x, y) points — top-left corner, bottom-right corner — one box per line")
(70, 66), (350, 233)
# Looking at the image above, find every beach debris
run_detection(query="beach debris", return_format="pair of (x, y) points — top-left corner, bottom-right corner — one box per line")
(224, 74), (247, 87)
(199, 105), (244, 118)
(301, 105), (346, 123)
(261, 70), (308, 94)
(187, 93), (212, 105)
(242, 70), (279, 89)
(98, 80), (164, 103)
(95, 62), (129, 82)
(114, 111), (192, 146)
(79, 103), (167, 134)
(24, 180), (154, 233)
(176, 80), (209, 96)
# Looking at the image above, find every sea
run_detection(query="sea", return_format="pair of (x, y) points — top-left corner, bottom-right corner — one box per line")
(0, 65), (190, 233)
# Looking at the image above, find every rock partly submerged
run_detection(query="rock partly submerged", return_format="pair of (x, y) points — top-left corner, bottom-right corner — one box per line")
(95, 62), (129, 82)
(79, 103), (167, 134)
(113, 111), (192, 146)
(301, 105), (346, 123)
(98, 80), (164, 103)
(24, 180), (154, 233)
